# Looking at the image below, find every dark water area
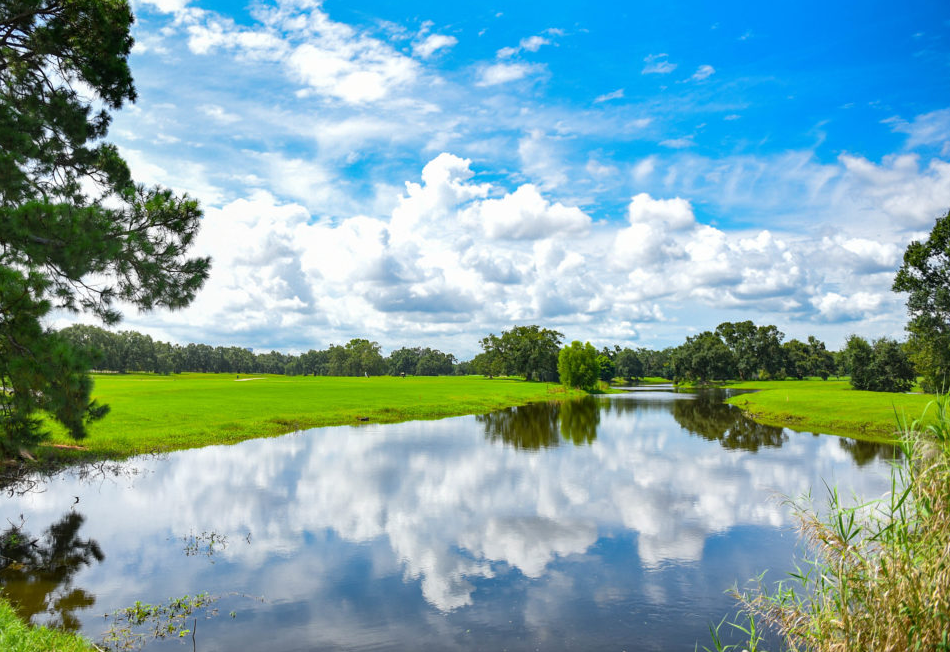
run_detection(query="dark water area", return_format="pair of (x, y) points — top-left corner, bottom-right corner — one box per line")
(0, 390), (896, 650)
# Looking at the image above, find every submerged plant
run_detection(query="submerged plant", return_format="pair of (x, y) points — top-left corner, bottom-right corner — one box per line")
(100, 593), (218, 651)
(722, 395), (950, 651)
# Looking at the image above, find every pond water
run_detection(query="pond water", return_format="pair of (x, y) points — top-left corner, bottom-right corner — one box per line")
(0, 388), (896, 651)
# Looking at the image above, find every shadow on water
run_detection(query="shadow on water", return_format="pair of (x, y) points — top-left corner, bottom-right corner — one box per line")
(0, 511), (104, 631)
(478, 397), (600, 450)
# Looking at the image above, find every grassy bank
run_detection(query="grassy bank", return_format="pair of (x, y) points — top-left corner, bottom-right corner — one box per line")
(0, 596), (92, 652)
(724, 379), (935, 439)
(41, 374), (579, 461)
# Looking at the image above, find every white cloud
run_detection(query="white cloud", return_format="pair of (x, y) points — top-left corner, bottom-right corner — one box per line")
(642, 53), (677, 74)
(884, 108), (950, 150)
(477, 62), (542, 86)
(413, 33), (458, 59)
(689, 64), (715, 81)
(520, 35), (550, 52)
(660, 137), (694, 149)
(594, 88), (624, 103)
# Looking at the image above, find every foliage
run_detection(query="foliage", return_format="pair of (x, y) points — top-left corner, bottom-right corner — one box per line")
(386, 346), (456, 376)
(557, 341), (599, 391)
(726, 396), (950, 652)
(843, 335), (915, 393)
(716, 321), (784, 380)
(671, 331), (736, 382)
(614, 348), (644, 382)
(0, 0), (209, 453)
(478, 325), (563, 381)
(893, 208), (950, 393)
(0, 596), (93, 652)
(596, 353), (615, 382)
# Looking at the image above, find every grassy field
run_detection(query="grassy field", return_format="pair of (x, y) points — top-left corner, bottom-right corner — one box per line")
(725, 378), (938, 439)
(41, 374), (579, 461)
(0, 597), (92, 652)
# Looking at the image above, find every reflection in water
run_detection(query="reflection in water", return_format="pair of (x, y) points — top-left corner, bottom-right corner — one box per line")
(0, 391), (894, 651)
(671, 391), (788, 452)
(0, 512), (103, 630)
(478, 398), (600, 449)
(838, 437), (901, 467)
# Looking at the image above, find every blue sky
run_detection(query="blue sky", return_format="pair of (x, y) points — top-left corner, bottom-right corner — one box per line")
(72, 0), (950, 357)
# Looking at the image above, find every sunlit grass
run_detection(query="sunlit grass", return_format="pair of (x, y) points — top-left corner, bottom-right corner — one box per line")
(724, 379), (935, 439)
(41, 374), (581, 461)
(0, 596), (92, 652)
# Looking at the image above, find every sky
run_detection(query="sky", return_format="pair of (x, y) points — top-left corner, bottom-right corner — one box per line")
(64, 0), (950, 358)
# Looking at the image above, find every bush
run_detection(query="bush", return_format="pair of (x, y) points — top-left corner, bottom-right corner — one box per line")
(557, 341), (599, 391)
(844, 335), (916, 393)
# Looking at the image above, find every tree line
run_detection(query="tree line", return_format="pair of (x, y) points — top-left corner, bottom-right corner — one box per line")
(58, 325), (460, 378)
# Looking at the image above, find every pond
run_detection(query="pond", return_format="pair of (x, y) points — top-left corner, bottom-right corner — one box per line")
(0, 388), (896, 650)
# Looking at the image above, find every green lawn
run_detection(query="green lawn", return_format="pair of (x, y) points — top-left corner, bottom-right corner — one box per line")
(0, 597), (92, 652)
(42, 374), (579, 461)
(725, 378), (938, 439)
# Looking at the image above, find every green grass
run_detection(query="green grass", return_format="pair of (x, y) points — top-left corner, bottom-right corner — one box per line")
(0, 596), (92, 652)
(724, 379), (936, 439)
(41, 374), (581, 461)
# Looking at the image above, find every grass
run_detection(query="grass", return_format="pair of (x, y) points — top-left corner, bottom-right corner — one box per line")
(0, 596), (92, 652)
(716, 395), (950, 651)
(39, 374), (581, 461)
(723, 379), (937, 439)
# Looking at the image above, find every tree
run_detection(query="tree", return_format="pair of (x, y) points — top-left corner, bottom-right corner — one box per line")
(479, 325), (563, 381)
(671, 331), (736, 382)
(0, 1), (210, 453)
(557, 341), (599, 391)
(614, 348), (643, 382)
(844, 335), (915, 393)
(893, 209), (950, 392)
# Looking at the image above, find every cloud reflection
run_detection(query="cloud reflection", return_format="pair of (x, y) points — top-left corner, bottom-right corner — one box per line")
(1, 394), (891, 622)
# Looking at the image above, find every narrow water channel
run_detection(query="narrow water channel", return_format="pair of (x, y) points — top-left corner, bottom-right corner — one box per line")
(0, 388), (895, 650)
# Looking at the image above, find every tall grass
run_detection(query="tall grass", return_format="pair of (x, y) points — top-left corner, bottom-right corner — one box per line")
(718, 395), (950, 651)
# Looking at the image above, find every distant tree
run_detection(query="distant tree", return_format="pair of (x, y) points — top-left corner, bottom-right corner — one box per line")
(806, 336), (835, 380)
(387, 347), (421, 376)
(342, 339), (385, 376)
(671, 331), (736, 382)
(844, 335), (915, 392)
(557, 341), (599, 391)
(614, 348), (643, 382)
(637, 347), (673, 379)
(893, 208), (950, 392)
(596, 354), (615, 382)
(480, 325), (563, 381)
(783, 339), (810, 379)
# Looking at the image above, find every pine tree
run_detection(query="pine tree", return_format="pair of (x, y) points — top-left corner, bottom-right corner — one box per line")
(0, 1), (210, 454)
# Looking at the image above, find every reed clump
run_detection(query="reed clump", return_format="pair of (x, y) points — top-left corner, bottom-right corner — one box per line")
(726, 395), (950, 651)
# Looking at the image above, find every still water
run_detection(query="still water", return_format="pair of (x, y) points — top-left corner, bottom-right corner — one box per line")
(0, 388), (895, 650)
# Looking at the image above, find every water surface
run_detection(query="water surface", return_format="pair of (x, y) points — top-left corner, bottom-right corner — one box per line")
(0, 390), (895, 650)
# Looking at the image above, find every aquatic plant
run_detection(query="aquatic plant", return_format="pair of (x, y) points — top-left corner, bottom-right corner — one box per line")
(718, 395), (950, 651)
